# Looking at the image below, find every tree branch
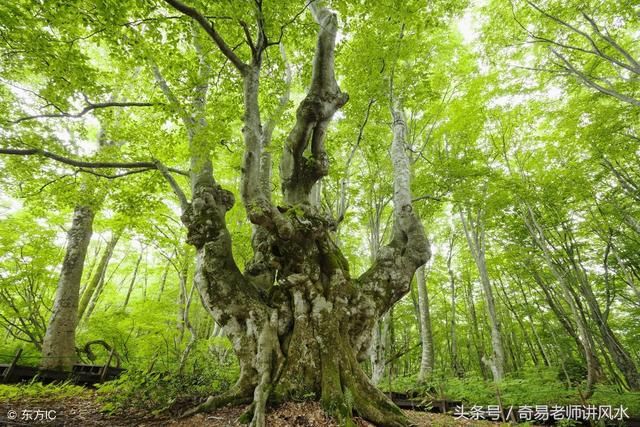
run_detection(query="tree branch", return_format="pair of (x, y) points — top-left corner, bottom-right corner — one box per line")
(521, 1), (640, 106)
(239, 20), (257, 60)
(268, 0), (314, 46)
(259, 43), (293, 200)
(550, 48), (640, 106)
(78, 167), (155, 179)
(151, 61), (193, 128)
(263, 43), (293, 148)
(163, 0), (248, 73)
(338, 98), (375, 223)
(412, 194), (443, 203)
(580, 12), (640, 75)
(0, 148), (188, 176)
(350, 95), (429, 359)
(12, 101), (158, 124)
(279, 0), (348, 204)
(153, 159), (190, 212)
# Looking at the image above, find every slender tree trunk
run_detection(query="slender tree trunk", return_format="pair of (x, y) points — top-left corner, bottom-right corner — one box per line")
(460, 209), (505, 381)
(81, 240), (103, 297)
(464, 276), (487, 379)
(610, 246), (640, 304)
(410, 278), (421, 336)
(371, 311), (390, 385)
(83, 254), (126, 322)
(178, 262), (197, 375)
(123, 250), (143, 309)
(78, 231), (120, 321)
(573, 257), (640, 390)
(497, 277), (537, 365)
(157, 260), (171, 302)
(41, 205), (94, 371)
(515, 278), (550, 366)
(367, 185), (389, 386)
(416, 264), (434, 383)
(560, 224), (640, 389)
(524, 208), (598, 397)
(446, 237), (461, 375)
(176, 261), (189, 345)
(143, 255), (148, 301)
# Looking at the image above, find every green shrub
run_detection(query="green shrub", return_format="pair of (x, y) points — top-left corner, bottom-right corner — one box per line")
(0, 381), (85, 401)
(387, 366), (640, 418)
(97, 365), (238, 414)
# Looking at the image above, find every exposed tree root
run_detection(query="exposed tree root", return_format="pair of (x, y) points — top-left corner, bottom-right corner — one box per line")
(314, 314), (411, 427)
(179, 381), (253, 419)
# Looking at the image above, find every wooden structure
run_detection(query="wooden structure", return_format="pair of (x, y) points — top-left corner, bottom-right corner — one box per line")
(0, 348), (124, 385)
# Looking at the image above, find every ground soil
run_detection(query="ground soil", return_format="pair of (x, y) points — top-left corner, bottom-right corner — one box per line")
(0, 392), (505, 426)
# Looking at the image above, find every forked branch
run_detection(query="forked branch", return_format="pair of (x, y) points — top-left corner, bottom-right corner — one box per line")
(163, 0), (248, 73)
(351, 98), (429, 357)
(279, 0), (348, 204)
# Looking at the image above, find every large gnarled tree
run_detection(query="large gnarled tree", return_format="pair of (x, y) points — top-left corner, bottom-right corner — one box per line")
(159, 1), (429, 425)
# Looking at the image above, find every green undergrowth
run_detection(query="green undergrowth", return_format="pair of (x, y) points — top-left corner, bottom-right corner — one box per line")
(0, 381), (85, 401)
(96, 353), (239, 415)
(0, 345), (43, 367)
(387, 367), (640, 417)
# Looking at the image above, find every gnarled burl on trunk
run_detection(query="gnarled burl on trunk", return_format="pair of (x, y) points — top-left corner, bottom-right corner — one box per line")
(160, 1), (430, 426)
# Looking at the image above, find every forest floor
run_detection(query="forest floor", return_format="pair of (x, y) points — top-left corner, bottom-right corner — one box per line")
(0, 391), (507, 426)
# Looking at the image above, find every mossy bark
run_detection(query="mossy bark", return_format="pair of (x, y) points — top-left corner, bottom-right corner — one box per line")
(179, 180), (426, 426)
(160, 2), (429, 426)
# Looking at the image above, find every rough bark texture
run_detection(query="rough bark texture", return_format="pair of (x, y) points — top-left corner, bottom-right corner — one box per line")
(159, 1), (430, 425)
(41, 205), (94, 371)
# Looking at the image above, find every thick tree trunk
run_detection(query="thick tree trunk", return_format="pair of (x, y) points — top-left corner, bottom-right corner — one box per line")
(160, 2), (429, 425)
(416, 264), (434, 383)
(180, 180), (426, 427)
(41, 205), (94, 371)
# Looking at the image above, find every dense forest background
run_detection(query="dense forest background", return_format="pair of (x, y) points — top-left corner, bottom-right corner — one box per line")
(0, 0), (639, 425)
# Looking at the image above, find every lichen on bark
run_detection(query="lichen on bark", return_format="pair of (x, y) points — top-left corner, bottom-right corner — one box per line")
(158, 0), (430, 425)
